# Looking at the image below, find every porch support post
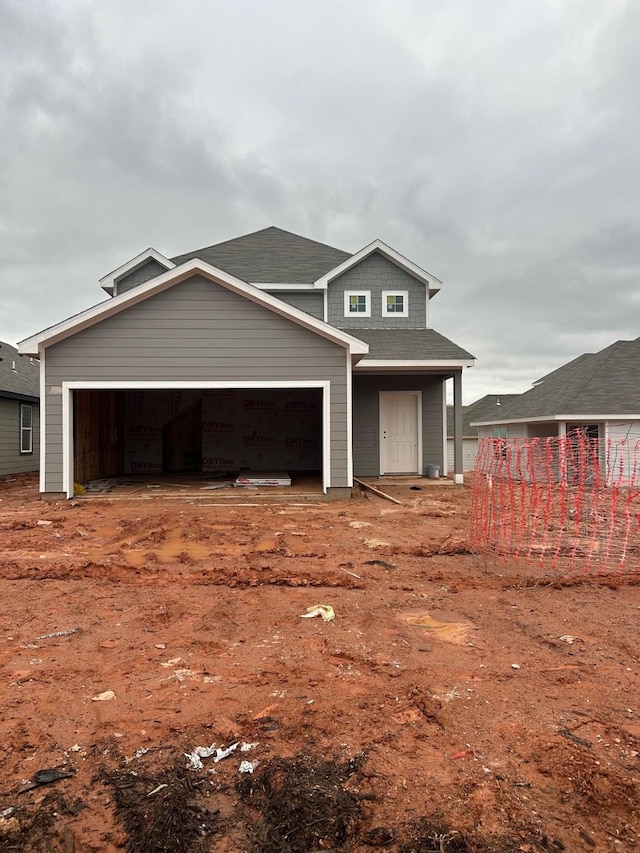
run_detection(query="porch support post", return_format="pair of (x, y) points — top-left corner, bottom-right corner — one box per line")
(453, 371), (463, 484)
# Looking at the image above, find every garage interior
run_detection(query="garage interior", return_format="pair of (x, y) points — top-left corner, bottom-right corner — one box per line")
(72, 388), (323, 492)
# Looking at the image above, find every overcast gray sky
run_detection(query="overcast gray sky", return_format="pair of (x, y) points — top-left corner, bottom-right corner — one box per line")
(1, 0), (638, 402)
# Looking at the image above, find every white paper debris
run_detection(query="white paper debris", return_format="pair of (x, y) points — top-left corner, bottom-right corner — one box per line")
(300, 604), (335, 622)
(184, 744), (216, 770)
(185, 742), (239, 770)
(239, 760), (259, 774)
(213, 742), (239, 763)
(240, 742), (258, 752)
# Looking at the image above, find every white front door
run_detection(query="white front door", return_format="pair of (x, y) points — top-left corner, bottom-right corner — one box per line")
(380, 392), (420, 474)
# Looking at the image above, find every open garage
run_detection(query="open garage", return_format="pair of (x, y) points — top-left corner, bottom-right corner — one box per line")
(72, 386), (324, 485)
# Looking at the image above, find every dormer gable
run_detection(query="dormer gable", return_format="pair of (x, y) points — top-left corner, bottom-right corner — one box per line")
(313, 239), (442, 297)
(100, 248), (175, 296)
(319, 241), (443, 331)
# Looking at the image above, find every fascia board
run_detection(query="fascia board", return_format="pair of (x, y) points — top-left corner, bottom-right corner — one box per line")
(98, 248), (175, 291)
(471, 414), (640, 427)
(18, 259), (369, 356)
(314, 239), (443, 294)
(355, 358), (474, 370)
(0, 390), (39, 403)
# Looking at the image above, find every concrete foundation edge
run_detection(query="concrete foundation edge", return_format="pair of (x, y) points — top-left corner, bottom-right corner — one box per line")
(326, 487), (353, 500)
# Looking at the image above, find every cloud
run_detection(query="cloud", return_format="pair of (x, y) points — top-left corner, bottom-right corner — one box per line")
(1, 0), (639, 402)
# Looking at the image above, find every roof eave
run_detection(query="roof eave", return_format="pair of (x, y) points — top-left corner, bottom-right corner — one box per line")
(18, 258), (369, 357)
(355, 358), (475, 371)
(472, 413), (640, 427)
(0, 390), (39, 403)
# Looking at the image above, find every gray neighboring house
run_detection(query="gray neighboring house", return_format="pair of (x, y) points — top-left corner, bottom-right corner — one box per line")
(18, 227), (475, 498)
(0, 340), (40, 476)
(446, 394), (519, 472)
(472, 337), (640, 482)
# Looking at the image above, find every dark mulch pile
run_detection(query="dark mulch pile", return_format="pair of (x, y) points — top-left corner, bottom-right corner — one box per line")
(101, 760), (217, 853)
(237, 753), (366, 853)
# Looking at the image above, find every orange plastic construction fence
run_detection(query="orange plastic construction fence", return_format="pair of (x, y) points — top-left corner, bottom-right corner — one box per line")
(471, 434), (640, 575)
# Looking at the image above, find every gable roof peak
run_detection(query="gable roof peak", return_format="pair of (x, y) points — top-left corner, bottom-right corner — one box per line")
(314, 238), (443, 295)
(171, 226), (351, 285)
(99, 248), (175, 294)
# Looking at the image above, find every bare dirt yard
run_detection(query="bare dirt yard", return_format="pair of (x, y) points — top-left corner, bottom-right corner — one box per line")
(0, 474), (639, 852)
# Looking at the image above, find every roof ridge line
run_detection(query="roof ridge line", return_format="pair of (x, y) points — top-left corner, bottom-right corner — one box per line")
(172, 226), (351, 261)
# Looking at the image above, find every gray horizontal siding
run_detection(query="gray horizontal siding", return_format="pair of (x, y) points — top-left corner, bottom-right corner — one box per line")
(0, 398), (40, 475)
(116, 259), (169, 295)
(328, 253), (427, 330)
(447, 438), (478, 473)
(352, 375), (443, 477)
(43, 276), (349, 491)
(268, 291), (324, 320)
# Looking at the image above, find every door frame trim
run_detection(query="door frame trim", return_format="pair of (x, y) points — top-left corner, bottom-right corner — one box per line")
(61, 380), (332, 498)
(379, 390), (422, 475)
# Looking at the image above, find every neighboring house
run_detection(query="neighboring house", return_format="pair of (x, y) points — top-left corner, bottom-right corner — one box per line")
(0, 340), (40, 476)
(446, 394), (519, 472)
(18, 227), (475, 499)
(471, 337), (640, 482)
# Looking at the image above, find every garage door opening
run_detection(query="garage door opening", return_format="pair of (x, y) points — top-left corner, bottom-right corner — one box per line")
(71, 385), (327, 494)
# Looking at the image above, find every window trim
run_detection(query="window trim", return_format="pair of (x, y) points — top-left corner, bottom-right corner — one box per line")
(382, 290), (409, 317)
(20, 403), (33, 455)
(344, 290), (371, 318)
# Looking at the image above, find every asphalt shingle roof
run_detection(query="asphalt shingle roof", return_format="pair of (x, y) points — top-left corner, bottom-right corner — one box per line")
(171, 226), (351, 284)
(347, 329), (475, 362)
(474, 338), (640, 423)
(447, 394), (520, 436)
(0, 341), (39, 399)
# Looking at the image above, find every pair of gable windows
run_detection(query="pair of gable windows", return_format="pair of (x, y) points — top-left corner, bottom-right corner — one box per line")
(344, 291), (408, 318)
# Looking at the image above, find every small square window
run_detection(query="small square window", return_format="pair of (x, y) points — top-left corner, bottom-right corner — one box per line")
(344, 291), (371, 318)
(20, 403), (33, 454)
(382, 290), (409, 317)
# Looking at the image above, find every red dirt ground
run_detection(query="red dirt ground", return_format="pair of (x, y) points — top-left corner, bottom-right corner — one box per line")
(0, 474), (639, 852)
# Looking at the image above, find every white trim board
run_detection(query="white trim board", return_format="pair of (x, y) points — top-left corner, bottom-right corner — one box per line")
(60, 380), (332, 499)
(441, 378), (447, 478)
(378, 390), (423, 476)
(356, 359), (475, 370)
(471, 414), (640, 427)
(38, 348), (46, 493)
(19, 259), (370, 358)
(346, 351), (353, 488)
